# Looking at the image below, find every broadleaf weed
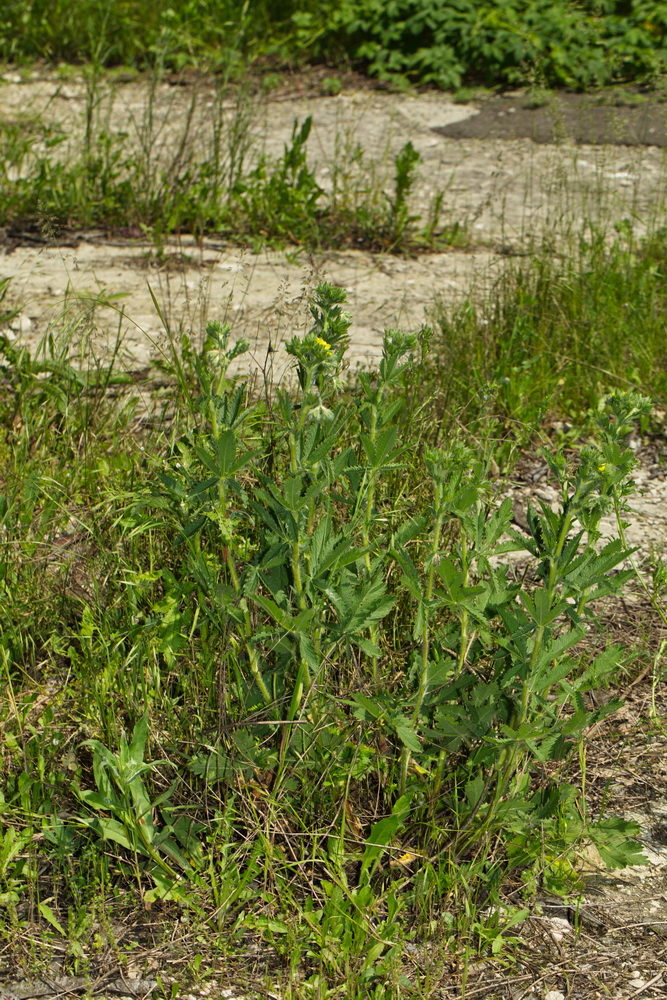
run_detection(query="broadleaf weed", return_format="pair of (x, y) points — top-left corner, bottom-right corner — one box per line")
(0, 267), (656, 987)
(127, 282), (646, 902)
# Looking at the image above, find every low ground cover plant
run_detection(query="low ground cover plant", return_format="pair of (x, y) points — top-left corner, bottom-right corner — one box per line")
(2, 0), (666, 90)
(0, 0), (317, 71)
(314, 0), (667, 91)
(0, 261), (657, 994)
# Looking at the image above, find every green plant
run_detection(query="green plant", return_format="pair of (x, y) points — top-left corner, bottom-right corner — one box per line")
(385, 141), (421, 249)
(320, 0), (667, 90)
(74, 713), (204, 903)
(3, 0), (667, 91)
(427, 228), (667, 447)
(322, 76), (343, 96)
(0, 0), (327, 71)
(347, 140), (425, 250)
(131, 284), (646, 893)
(233, 116), (323, 244)
(0, 827), (32, 908)
(1, 260), (660, 992)
(0, 73), (461, 253)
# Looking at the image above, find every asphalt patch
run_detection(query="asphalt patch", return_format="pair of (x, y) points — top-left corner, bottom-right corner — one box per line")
(435, 91), (667, 146)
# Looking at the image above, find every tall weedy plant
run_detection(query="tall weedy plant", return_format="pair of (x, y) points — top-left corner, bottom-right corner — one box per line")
(118, 286), (647, 942)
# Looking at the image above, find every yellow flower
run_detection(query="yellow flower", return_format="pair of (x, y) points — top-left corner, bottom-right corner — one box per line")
(315, 336), (332, 353)
(598, 463), (606, 472)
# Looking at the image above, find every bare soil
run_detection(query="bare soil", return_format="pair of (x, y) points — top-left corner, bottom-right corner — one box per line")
(2, 71), (667, 378)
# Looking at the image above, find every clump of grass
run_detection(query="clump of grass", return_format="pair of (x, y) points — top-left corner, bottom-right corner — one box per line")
(426, 227), (667, 464)
(0, 276), (650, 995)
(0, 73), (457, 253)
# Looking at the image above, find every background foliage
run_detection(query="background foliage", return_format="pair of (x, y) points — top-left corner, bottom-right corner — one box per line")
(1, 0), (667, 89)
(314, 0), (667, 90)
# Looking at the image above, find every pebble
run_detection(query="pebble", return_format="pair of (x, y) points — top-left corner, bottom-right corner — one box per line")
(8, 313), (32, 334)
(544, 916), (572, 941)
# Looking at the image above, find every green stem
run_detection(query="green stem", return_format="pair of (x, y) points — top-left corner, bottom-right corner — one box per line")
(363, 398), (380, 685)
(455, 528), (469, 679)
(210, 403), (271, 705)
(400, 488), (445, 793)
(413, 503), (444, 723)
(489, 501), (575, 821)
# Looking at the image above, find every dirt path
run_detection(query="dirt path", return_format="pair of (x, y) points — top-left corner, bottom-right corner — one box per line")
(2, 71), (667, 379)
(1, 239), (499, 376)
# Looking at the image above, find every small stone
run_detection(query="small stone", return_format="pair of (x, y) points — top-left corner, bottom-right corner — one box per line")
(8, 313), (32, 335)
(545, 916), (572, 941)
(545, 992), (566, 1000)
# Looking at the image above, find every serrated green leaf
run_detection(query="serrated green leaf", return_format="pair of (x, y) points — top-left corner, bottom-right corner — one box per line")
(299, 633), (320, 671)
(252, 593), (296, 630)
(393, 722), (421, 753)
(216, 428), (237, 476)
(350, 692), (384, 719)
(590, 817), (648, 869)
(354, 636), (383, 658)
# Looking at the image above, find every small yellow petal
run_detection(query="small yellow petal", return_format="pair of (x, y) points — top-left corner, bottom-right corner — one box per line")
(391, 850), (422, 867)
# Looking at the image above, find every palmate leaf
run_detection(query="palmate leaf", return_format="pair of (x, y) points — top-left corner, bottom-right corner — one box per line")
(525, 732), (570, 763)
(549, 532), (589, 582)
(252, 592), (317, 632)
(533, 627), (585, 676)
(307, 516), (359, 580)
(360, 424), (399, 469)
(248, 490), (298, 542)
(565, 538), (634, 590)
(210, 383), (249, 431)
(321, 575), (394, 635)
(283, 474), (309, 513)
(435, 557), (487, 614)
(590, 817), (648, 869)
(575, 643), (626, 690)
(302, 424), (352, 468)
(472, 496), (515, 554)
